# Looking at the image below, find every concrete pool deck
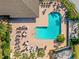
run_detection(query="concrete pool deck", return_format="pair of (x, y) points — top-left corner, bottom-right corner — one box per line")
(10, 1), (67, 59)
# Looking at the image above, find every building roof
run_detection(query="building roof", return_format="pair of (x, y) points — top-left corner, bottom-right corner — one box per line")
(0, 0), (39, 18)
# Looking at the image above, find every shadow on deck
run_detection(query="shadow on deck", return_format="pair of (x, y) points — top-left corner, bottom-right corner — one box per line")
(9, 18), (36, 23)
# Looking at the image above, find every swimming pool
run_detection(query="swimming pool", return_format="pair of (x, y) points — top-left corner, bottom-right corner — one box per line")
(35, 12), (61, 40)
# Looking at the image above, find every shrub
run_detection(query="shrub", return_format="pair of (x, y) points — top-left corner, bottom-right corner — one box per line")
(37, 48), (45, 57)
(20, 53), (29, 59)
(56, 34), (65, 42)
(70, 38), (79, 45)
(14, 51), (21, 59)
(30, 52), (35, 59)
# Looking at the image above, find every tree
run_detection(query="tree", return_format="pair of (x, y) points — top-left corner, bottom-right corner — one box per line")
(0, 49), (2, 59)
(60, 0), (79, 20)
(56, 34), (65, 42)
(3, 48), (10, 56)
(3, 55), (9, 59)
(0, 21), (10, 58)
(37, 48), (45, 58)
(29, 52), (35, 59)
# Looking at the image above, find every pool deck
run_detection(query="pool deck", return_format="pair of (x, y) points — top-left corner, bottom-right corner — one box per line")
(10, 1), (67, 59)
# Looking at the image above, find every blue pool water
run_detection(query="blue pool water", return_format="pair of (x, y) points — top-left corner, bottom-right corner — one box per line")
(35, 12), (61, 40)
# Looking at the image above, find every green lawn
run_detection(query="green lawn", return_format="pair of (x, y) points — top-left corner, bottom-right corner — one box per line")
(74, 45), (79, 59)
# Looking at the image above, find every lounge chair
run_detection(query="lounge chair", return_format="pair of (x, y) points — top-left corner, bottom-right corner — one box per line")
(16, 35), (20, 37)
(42, 9), (46, 15)
(16, 30), (21, 34)
(44, 45), (47, 50)
(21, 49), (25, 52)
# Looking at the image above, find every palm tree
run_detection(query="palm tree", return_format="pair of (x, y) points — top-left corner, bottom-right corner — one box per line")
(37, 48), (45, 58)
(13, 51), (21, 59)
(29, 52), (35, 59)
(20, 53), (29, 59)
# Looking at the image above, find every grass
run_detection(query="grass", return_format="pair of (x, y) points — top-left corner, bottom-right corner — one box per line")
(74, 44), (79, 59)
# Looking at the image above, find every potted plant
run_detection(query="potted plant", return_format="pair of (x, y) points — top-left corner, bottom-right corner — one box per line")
(56, 34), (65, 43)
(37, 48), (45, 58)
